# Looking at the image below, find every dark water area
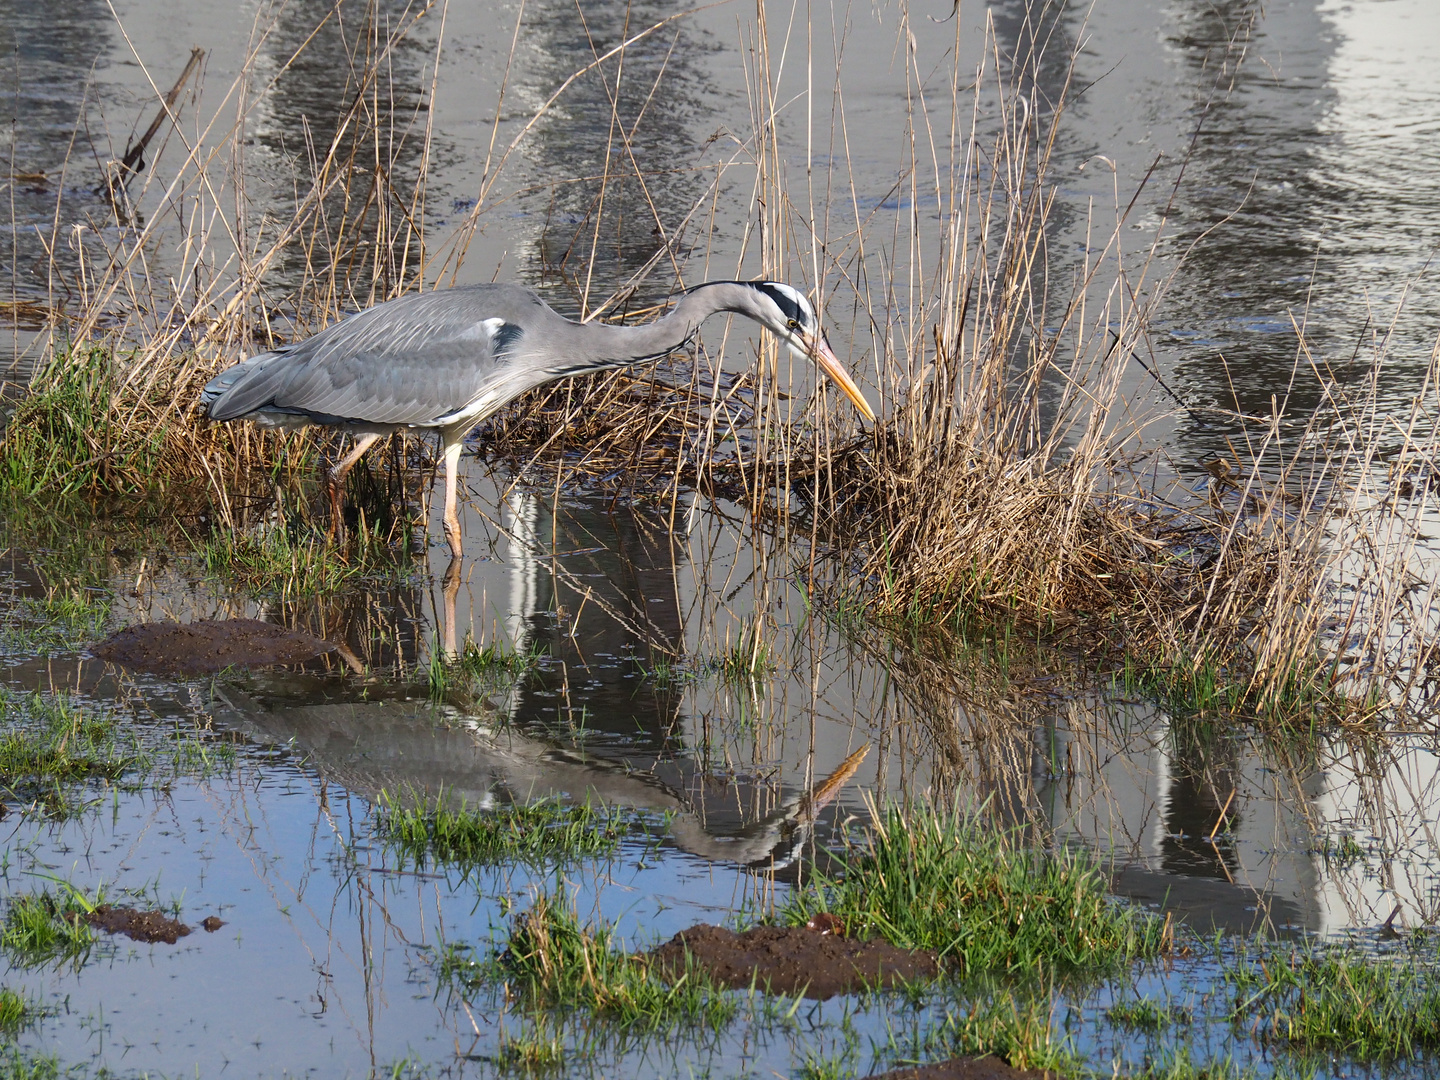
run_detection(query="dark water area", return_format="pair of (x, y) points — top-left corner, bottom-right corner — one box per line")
(1, 0), (1440, 1076)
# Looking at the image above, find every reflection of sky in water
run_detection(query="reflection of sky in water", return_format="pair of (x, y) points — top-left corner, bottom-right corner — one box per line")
(1314, 0), (1440, 290)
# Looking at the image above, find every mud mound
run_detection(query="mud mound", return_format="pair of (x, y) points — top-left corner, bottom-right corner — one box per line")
(93, 619), (334, 675)
(88, 905), (191, 944)
(649, 923), (939, 1000)
(864, 1057), (1054, 1080)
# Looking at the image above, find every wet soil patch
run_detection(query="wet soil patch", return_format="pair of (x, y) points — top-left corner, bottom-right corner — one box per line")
(864, 1057), (1053, 1080)
(88, 905), (191, 944)
(650, 923), (939, 1000)
(93, 619), (334, 675)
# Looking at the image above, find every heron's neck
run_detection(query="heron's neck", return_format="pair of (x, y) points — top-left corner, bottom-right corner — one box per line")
(578, 283), (756, 368)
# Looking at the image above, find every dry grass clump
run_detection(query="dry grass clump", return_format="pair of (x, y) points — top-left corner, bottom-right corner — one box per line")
(810, 422), (1293, 674)
(471, 363), (756, 496)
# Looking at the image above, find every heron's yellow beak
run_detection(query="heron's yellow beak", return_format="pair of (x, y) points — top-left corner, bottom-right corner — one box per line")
(804, 331), (875, 422)
(806, 744), (871, 812)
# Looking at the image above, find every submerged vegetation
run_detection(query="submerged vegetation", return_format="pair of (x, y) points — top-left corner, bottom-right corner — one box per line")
(425, 639), (545, 704)
(1108, 998), (1193, 1031)
(784, 802), (1167, 977)
(0, 688), (236, 818)
(0, 589), (110, 655)
(0, 987), (43, 1035)
(197, 521), (381, 601)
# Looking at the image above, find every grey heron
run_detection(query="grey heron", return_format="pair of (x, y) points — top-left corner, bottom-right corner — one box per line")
(201, 279), (874, 556)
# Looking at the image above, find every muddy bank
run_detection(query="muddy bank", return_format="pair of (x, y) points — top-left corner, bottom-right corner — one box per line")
(92, 619), (334, 675)
(650, 923), (939, 1000)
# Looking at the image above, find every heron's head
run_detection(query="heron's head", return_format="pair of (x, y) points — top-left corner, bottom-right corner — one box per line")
(742, 282), (876, 422)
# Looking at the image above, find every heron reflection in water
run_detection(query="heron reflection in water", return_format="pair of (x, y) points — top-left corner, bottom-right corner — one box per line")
(210, 679), (871, 872)
(201, 280), (875, 561)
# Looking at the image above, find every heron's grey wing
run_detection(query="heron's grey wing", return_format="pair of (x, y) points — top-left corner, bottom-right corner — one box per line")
(204, 285), (550, 425)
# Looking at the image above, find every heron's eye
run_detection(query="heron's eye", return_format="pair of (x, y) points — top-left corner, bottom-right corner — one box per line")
(786, 318), (800, 330)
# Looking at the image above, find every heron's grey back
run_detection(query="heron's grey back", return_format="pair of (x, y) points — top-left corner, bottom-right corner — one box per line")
(203, 284), (560, 427)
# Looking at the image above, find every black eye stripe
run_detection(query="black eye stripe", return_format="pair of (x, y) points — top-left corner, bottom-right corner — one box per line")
(755, 283), (804, 327)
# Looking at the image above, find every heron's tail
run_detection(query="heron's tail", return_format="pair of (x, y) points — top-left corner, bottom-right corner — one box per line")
(200, 350), (287, 421)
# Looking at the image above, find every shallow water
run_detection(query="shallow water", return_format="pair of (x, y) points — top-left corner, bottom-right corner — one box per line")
(3, 0), (1440, 1075)
(0, 486), (1437, 1077)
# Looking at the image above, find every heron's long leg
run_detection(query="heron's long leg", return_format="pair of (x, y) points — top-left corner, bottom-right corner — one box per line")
(441, 435), (465, 557)
(327, 432), (382, 539)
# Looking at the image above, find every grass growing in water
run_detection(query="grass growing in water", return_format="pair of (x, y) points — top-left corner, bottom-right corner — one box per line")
(0, 1048), (63, 1080)
(375, 792), (626, 868)
(198, 523), (374, 601)
(492, 892), (736, 1032)
(0, 987), (43, 1035)
(496, 1024), (566, 1072)
(900, 994), (1078, 1075)
(783, 802), (1166, 976)
(426, 639), (543, 703)
(0, 885), (102, 969)
(1125, 1050), (1254, 1080)
(0, 690), (137, 813)
(0, 690), (236, 818)
(0, 588), (110, 654)
(1228, 943), (1440, 1059)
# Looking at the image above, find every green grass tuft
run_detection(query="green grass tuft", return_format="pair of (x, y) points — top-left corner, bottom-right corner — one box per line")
(491, 892), (736, 1032)
(1228, 943), (1440, 1059)
(784, 802), (1167, 977)
(0, 347), (165, 499)
(496, 1024), (566, 1073)
(198, 524), (370, 601)
(1124, 1049), (1254, 1079)
(919, 994), (1078, 1074)
(0, 987), (43, 1035)
(426, 638), (543, 703)
(376, 792), (626, 868)
(0, 589), (110, 655)
(0, 1047), (62, 1080)
(0, 884), (102, 969)
(0, 690), (139, 814)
